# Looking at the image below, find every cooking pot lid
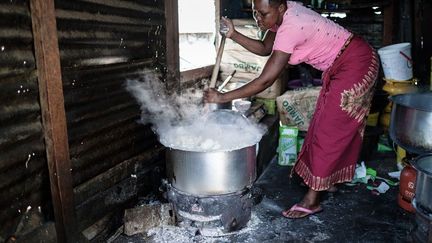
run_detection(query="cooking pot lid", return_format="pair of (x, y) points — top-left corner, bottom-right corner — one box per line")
(205, 109), (249, 125)
(413, 153), (432, 175)
(390, 92), (432, 112)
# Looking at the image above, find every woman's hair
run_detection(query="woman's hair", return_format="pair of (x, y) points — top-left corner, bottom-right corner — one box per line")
(268, 0), (286, 6)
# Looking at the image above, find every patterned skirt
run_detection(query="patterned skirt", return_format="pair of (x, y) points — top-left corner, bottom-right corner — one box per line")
(293, 36), (379, 191)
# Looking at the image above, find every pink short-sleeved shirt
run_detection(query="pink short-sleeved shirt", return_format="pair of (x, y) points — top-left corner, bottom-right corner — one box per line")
(271, 1), (351, 71)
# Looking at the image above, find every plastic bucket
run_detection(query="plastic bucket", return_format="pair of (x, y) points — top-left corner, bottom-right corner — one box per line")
(378, 43), (413, 81)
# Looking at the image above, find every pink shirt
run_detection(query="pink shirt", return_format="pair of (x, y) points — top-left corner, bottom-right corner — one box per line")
(271, 1), (351, 71)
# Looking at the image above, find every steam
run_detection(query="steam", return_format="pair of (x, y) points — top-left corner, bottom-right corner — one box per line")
(125, 72), (266, 152)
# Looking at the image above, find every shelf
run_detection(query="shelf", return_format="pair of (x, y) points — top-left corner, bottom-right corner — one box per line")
(310, 0), (392, 11)
(314, 9), (350, 14)
(241, 1), (392, 15)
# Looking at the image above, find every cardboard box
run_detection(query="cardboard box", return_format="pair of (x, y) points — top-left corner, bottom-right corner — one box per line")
(278, 125), (298, 166)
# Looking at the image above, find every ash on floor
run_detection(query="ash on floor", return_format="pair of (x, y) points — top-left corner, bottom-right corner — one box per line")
(113, 151), (414, 242)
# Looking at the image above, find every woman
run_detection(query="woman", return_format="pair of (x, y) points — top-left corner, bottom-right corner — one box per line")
(204, 0), (379, 219)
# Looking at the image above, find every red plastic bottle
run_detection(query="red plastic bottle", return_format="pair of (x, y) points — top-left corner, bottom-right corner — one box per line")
(398, 164), (417, 213)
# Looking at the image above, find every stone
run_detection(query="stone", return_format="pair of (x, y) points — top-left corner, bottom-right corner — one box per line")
(123, 203), (175, 236)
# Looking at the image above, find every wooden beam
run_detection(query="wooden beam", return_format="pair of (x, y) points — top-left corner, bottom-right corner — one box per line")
(215, 0), (221, 48)
(165, 0), (180, 92)
(382, 0), (395, 45)
(180, 65), (213, 83)
(29, 0), (77, 242)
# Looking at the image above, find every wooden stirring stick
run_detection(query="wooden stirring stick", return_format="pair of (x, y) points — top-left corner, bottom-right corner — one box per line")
(209, 35), (226, 89)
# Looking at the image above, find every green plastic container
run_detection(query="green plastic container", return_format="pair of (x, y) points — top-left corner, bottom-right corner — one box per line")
(278, 124), (298, 166)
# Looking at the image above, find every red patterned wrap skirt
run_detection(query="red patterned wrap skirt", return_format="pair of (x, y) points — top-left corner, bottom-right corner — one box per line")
(293, 35), (380, 191)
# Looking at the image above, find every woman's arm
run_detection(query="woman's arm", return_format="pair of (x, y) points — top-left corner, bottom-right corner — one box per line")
(204, 50), (290, 103)
(222, 17), (275, 56)
(231, 30), (276, 56)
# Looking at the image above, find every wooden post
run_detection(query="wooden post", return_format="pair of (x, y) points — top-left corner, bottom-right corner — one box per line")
(165, 0), (180, 92)
(29, 0), (77, 242)
(215, 0), (221, 48)
(382, 0), (395, 45)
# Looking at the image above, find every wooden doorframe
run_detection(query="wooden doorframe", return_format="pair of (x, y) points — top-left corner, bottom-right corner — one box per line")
(165, 0), (180, 92)
(29, 0), (77, 242)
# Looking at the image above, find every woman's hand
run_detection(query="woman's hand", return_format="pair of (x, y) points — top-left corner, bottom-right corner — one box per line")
(220, 16), (235, 38)
(204, 88), (225, 103)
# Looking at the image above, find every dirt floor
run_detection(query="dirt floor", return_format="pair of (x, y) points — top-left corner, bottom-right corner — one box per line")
(112, 149), (415, 242)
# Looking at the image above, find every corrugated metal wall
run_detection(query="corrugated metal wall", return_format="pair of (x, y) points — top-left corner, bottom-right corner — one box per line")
(0, 0), (170, 239)
(0, 0), (51, 239)
(55, 0), (167, 232)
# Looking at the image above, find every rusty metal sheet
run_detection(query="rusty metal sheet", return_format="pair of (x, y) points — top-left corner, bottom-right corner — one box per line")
(55, 0), (168, 233)
(0, 1), (51, 238)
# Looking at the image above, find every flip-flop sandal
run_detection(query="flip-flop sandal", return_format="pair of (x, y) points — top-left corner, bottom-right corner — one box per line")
(282, 204), (323, 219)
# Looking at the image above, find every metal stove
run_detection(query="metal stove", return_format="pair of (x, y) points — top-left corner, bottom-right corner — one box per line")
(412, 199), (432, 243)
(163, 133), (259, 235)
(165, 184), (253, 235)
(389, 92), (432, 243)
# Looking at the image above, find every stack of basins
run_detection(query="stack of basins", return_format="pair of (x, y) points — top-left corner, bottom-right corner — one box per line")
(378, 43), (418, 167)
(389, 92), (432, 242)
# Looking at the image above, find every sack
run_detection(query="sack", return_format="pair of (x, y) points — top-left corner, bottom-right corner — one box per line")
(219, 19), (284, 99)
(276, 87), (321, 131)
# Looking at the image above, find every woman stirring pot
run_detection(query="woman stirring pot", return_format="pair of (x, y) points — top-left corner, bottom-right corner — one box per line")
(204, 0), (379, 219)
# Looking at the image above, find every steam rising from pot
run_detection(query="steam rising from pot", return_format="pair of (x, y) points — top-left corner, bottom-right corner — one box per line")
(126, 72), (266, 152)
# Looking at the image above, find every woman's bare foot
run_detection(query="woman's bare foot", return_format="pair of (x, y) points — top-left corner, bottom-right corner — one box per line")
(282, 188), (321, 218)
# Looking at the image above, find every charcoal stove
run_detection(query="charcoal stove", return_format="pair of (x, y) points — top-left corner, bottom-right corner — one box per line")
(164, 144), (257, 235)
(166, 184), (253, 234)
(158, 109), (264, 235)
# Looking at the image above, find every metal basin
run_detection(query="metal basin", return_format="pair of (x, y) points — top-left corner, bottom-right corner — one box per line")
(389, 92), (432, 154)
(207, 101), (232, 111)
(412, 154), (432, 213)
(166, 145), (256, 196)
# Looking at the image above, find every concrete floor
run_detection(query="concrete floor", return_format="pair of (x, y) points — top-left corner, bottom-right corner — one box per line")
(113, 150), (415, 242)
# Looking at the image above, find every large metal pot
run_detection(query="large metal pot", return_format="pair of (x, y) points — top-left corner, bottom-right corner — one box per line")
(412, 153), (432, 213)
(389, 92), (432, 154)
(166, 145), (256, 196)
